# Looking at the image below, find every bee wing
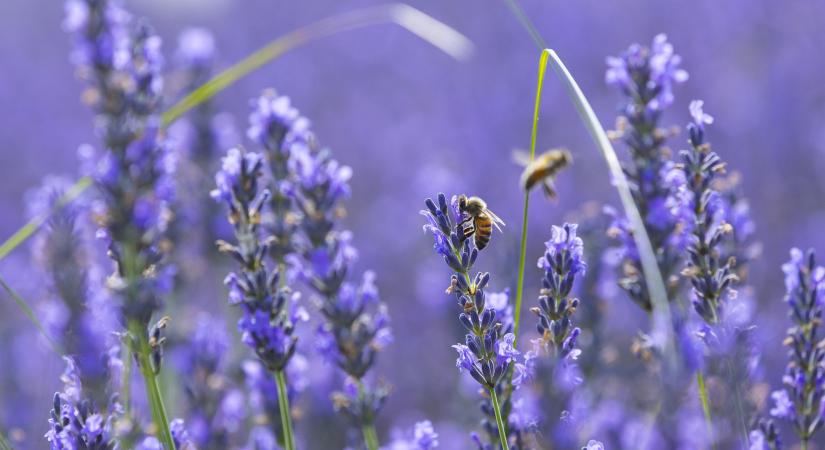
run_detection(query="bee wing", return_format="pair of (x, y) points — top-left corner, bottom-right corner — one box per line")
(484, 209), (506, 231)
(512, 149), (531, 167)
(541, 179), (558, 200)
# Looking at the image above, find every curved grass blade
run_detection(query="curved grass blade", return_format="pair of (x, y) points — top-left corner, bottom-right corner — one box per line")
(0, 274), (64, 357)
(162, 3), (473, 125)
(543, 48), (676, 363)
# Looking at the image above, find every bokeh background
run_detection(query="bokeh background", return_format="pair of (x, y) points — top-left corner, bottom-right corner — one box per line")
(2, 0), (825, 448)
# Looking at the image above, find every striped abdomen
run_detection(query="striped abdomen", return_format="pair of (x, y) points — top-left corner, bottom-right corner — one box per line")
(474, 213), (493, 250)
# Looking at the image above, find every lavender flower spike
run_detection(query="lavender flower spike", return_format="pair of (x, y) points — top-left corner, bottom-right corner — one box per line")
(46, 358), (118, 450)
(285, 116), (390, 447)
(213, 146), (301, 449)
(531, 223), (587, 361)
(421, 193), (531, 450)
(769, 249), (825, 445)
(679, 100), (738, 325)
(605, 34), (689, 312)
(65, 1), (176, 446)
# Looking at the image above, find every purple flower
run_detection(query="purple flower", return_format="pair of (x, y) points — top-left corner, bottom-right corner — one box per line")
(678, 101), (738, 326)
(582, 440), (605, 450)
(606, 34), (689, 313)
(214, 146), (299, 374)
(689, 100), (714, 129)
(453, 344), (478, 373)
(770, 390), (794, 419)
(413, 421), (439, 449)
(45, 358), (117, 450)
(495, 333), (520, 365)
(771, 249), (825, 443)
(176, 27), (215, 68)
(533, 223), (587, 361)
(247, 90), (310, 153)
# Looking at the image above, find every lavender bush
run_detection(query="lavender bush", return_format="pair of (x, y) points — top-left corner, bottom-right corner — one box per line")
(1, 1), (825, 449)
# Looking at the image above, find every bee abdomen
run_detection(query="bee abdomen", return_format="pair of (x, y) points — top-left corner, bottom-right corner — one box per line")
(474, 215), (493, 250)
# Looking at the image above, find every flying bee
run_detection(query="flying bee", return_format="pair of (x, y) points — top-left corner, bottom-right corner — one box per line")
(457, 194), (505, 251)
(513, 148), (573, 200)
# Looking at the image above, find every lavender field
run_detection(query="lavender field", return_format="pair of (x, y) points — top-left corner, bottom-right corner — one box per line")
(1, 0), (824, 449)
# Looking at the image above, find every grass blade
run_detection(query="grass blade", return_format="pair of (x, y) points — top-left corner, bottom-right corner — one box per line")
(511, 49), (550, 343)
(542, 48), (676, 361)
(162, 3), (473, 125)
(0, 428), (13, 450)
(0, 274), (64, 357)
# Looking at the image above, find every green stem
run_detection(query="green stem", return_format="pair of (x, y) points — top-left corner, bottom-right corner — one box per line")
(511, 48), (550, 345)
(362, 424), (380, 450)
(696, 371), (715, 450)
(131, 323), (176, 450)
(274, 370), (296, 450)
(356, 380), (380, 450)
(488, 387), (511, 450)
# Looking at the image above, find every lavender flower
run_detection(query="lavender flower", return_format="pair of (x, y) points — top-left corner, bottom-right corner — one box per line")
(248, 90), (310, 262)
(213, 147), (300, 373)
(278, 109), (391, 438)
(678, 100), (738, 325)
(386, 420), (439, 450)
(581, 440), (605, 450)
(66, 0), (175, 333)
(769, 248), (825, 445)
(173, 314), (238, 449)
(176, 27), (215, 70)
(531, 223), (587, 361)
(421, 193), (531, 449)
(749, 419), (782, 450)
(45, 358), (117, 450)
(606, 34), (689, 312)
(27, 177), (113, 400)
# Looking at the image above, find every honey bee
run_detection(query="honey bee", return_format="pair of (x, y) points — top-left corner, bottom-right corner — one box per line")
(513, 148), (573, 200)
(457, 195), (505, 251)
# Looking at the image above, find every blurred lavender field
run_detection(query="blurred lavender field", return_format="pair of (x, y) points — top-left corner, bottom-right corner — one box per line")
(1, 0), (825, 449)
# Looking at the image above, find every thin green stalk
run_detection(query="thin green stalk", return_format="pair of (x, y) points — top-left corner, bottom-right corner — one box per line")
(362, 424), (380, 450)
(0, 428), (13, 450)
(511, 49), (550, 344)
(488, 387), (511, 450)
(131, 322), (175, 450)
(696, 371), (715, 450)
(356, 380), (380, 450)
(275, 370), (296, 450)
